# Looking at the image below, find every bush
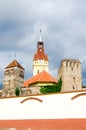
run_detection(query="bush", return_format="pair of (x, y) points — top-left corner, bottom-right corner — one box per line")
(15, 87), (20, 96)
(40, 77), (62, 94)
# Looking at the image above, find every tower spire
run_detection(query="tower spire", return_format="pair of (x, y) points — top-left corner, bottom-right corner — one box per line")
(39, 29), (42, 42)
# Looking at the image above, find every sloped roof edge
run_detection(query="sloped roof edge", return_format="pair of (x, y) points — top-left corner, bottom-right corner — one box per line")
(24, 70), (57, 87)
(5, 59), (25, 70)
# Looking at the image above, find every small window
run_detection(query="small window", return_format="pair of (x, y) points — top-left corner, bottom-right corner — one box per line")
(5, 70), (9, 75)
(77, 64), (78, 68)
(71, 67), (73, 71)
(37, 70), (39, 74)
(73, 63), (75, 67)
(19, 71), (24, 78)
(66, 62), (68, 67)
(70, 62), (71, 67)
(73, 77), (75, 82)
(11, 69), (14, 74)
(34, 61), (36, 64)
(73, 86), (75, 89)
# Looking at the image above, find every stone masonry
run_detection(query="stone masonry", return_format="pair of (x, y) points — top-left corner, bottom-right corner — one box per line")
(58, 59), (82, 92)
(2, 60), (24, 97)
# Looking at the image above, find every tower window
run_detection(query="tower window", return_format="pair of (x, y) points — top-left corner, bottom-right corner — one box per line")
(19, 71), (24, 78)
(77, 64), (78, 68)
(71, 67), (73, 71)
(39, 45), (42, 48)
(38, 42), (43, 48)
(73, 77), (75, 82)
(73, 86), (75, 89)
(5, 70), (9, 75)
(37, 70), (39, 74)
(73, 63), (75, 67)
(66, 62), (68, 67)
(11, 69), (14, 74)
(70, 62), (71, 67)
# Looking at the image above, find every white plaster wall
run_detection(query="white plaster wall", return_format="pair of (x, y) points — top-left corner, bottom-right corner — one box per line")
(0, 91), (86, 119)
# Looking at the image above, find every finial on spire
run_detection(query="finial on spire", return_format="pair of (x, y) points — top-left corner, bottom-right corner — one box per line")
(39, 29), (42, 42)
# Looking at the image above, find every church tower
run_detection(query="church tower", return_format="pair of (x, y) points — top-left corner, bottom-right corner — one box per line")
(33, 30), (49, 76)
(2, 59), (24, 97)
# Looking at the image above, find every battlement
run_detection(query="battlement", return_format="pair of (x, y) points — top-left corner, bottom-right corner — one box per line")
(59, 59), (81, 70)
(62, 59), (80, 63)
(58, 59), (82, 92)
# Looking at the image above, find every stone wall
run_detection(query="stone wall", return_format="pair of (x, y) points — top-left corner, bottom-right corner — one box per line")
(29, 86), (41, 95)
(2, 67), (24, 97)
(58, 59), (82, 92)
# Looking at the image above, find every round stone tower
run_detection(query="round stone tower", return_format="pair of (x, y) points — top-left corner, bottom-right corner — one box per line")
(58, 59), (82, 92)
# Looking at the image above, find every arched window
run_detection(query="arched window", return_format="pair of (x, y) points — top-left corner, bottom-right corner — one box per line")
(37, 70), (39, 74)
(73, 77), (75, 82)
(73, 86), (75, 89)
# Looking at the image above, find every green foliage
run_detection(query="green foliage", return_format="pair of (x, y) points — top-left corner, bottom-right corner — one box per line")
(57, 77), (62, 92)
(40, 77), (62, 94)
(15, 87), (20, 96)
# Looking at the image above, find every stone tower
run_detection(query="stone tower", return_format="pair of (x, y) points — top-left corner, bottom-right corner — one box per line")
(33, 30), (49, 76)
(58, 59), (82, 92)
(2, 59), (24, 97)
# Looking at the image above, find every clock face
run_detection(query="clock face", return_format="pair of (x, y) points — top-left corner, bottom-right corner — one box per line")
(40, 49), (42, 52)
(39, 45), (42, 48)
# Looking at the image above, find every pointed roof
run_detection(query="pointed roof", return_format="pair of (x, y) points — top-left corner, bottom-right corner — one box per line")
(5, 60), (24, 70)
(33, 41), (48, 61)
(33, 30), (48, 61)
(34, 50), (48, 61)
(24, 70), (57, 87)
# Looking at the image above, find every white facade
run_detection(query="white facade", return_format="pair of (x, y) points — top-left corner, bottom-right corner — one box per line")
(33, 60), (49, 75)
(0, 91), (86, 119)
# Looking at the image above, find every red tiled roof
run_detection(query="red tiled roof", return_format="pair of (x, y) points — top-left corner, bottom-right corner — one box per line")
(5, 60), (24, 70)
(24, 70), (57, 87)
(34, 52), (48, 61)
(33, 41), (48, 61)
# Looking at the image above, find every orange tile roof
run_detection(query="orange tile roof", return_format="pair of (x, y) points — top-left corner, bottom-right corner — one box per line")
(33, 41), (48, 61)
(5, 59), (24, 70)
(24, 70), (57, 87)
(34, 50), (48, 61)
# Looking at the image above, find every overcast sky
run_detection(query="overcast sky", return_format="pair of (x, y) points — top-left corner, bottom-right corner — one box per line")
(0, 0), (86, 85)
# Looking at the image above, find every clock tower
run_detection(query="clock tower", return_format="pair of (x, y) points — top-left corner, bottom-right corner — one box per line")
(33, 30), (49, 75)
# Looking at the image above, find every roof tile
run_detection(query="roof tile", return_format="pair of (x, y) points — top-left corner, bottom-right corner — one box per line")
(24, 70), (57, 87)
(5, 60), (24, 70)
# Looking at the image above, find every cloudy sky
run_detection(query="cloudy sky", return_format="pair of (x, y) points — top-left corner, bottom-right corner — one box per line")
(0, 0), (86, 85)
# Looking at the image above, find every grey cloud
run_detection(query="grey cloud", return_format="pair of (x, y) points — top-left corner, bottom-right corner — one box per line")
(0, 0), (86, 85)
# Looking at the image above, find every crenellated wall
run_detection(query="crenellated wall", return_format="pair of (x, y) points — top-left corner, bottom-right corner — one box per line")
(58, 59), (82, 92)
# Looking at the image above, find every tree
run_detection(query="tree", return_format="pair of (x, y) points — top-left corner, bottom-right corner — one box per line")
(57, 77), (62, 92)
(15, 87), (20, 96)
(40, 77), (62, 94)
